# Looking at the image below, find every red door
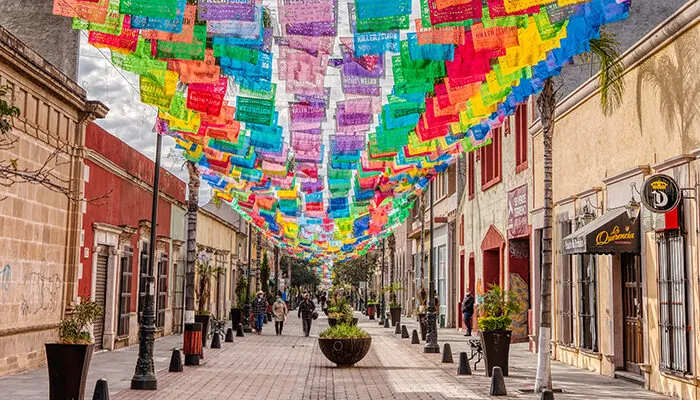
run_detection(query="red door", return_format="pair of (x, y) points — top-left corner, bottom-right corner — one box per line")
(458, 253), (465, 329)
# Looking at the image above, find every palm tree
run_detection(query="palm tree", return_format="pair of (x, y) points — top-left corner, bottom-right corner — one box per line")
(534, 31), (626, 392)
(185, 160), (200, 324)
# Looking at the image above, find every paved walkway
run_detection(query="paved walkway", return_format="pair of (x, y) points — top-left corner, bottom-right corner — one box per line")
(0, 311), (670, 399)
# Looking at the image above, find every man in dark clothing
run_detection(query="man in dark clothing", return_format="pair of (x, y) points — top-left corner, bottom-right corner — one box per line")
(298, 293), (316, 337)
(252, 291), (268, 335)
(462, 289), (475, 336)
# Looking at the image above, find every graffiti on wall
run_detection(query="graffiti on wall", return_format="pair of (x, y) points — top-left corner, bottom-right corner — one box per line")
(0, 264), (10, 292)
(19, 272), (62, 317)
(509, 273), (529, 337)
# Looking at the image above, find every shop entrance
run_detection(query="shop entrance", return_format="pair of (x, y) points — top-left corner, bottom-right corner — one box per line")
(622, 253), (644, 375)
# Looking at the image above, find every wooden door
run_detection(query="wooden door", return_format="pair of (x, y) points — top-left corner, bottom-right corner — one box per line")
(622, 254), (644, 374)
(94, 249), (109, 349)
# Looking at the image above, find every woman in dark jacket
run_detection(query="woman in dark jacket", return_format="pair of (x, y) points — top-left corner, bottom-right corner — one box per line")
(298, 293), (316, 337)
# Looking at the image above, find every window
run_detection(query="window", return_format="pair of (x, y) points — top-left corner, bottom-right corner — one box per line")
(468, 151), (475, 200)
(437, 245), (447, 320)
(156, 254), (168, 328)
(117, 247), (133, 337)
(579, 254), (598, 351)
(434, 172), (448, 200)
(480, 127), (502, 190)
(515, 104), (528, 173)
(658, 231), (689, 373)
(557, 221), (574, 345)
(459, 215), (464, 246)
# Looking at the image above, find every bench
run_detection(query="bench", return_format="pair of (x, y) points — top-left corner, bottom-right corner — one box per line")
(467, 338), (482, 370)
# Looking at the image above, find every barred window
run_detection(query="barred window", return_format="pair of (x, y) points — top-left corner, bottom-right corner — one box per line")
(117, 247), (133, 337)
(579, 254), (598, 352)
(658, 231), (689, 373)
(156, 254), (168, 328)
(557, 221), (574, 345)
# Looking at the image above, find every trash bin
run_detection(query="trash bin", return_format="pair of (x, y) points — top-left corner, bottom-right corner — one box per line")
(440, 314), (446, 328)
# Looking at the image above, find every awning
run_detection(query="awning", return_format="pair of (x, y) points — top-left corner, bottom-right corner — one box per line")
(562, 208), (640, 255)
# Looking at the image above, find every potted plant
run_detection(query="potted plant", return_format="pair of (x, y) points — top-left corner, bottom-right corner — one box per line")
(231, 276), (247, 329)
(45, 298), (103, 400)
(326, 297), (358, 327)
(318, 324), (372, 368)
(195, 252), (224, 352)
(382, 282), (406, 326)
(477, 285), (521, 377)
(366, 295), (377, 320)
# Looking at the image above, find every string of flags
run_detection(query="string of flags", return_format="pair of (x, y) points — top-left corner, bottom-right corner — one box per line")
(54, 0), (631, 263)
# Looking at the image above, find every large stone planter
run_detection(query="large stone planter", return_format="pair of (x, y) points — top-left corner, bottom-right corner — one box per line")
(390, 307), (402, 326)
(480, 330), (512, 376)
(45, 343), (94, 400)
(318, 337), (372, 368)
(367, 304), (376, 320)
(327, 317), (359, 327)
(195, 314), (211, 357)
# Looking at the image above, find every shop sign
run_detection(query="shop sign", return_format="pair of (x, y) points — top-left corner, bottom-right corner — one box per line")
(641, 174), (681, 213)
(507, 184), (528, 239)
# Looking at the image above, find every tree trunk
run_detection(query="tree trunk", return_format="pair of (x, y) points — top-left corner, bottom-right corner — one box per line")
(535, 78), (555, 392)
(185, 161), (199, 324)
(419, 191), (426, 309)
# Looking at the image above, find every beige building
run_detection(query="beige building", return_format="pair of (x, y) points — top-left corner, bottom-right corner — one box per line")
(196, 201), (248, 319)
(0, 26), (107, 376)
(530, 3), (700, 398)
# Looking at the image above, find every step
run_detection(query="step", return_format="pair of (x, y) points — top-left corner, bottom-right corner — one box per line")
(614, 370), (645, 386)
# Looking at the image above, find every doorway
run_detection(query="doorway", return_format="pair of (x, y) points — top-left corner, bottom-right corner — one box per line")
(622, 254), (644, 374)
(94, 247), (109, 349)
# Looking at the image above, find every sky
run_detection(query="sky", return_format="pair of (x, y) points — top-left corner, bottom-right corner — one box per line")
(77, 34), (214, 204)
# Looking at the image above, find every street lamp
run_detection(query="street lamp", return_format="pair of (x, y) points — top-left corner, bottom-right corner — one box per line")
(424, 179), (439, 353)
(626, 198), (641, 223)
(379, 238), (386, 326)
(131, 133), (162, 390)
(243, 222), (252, 332)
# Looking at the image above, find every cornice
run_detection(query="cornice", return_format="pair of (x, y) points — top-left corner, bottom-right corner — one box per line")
(602, 165), (651, 186)
(652, 155), (694, 172)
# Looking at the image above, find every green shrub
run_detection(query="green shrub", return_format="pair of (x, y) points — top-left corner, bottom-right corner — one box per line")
(320, 324), (370, 339)
(58, 299), (103, 344)
(477, 285), (521, 331)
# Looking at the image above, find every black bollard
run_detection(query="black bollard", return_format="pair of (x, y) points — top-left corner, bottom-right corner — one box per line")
(442, 343), (453, 363)
(411, 329), (420, 344)
(489, 366), (507, 396)
(540, 389), (555, 400)
(384, 318), (390, 328)
(395, 321), (401, 334)
(378, 318), (384, 326)
(457, 352), (472, 375)
(169, 348), (183, 372)
(401, 325), (410, 339)
(211, 332), (221, 349)
(92, 378), (109, 400)
(236, 323), (245, 337)
(225, 328), (234, 342)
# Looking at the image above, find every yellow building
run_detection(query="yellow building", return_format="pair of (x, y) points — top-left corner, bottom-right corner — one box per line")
(531, 4), (700, 398)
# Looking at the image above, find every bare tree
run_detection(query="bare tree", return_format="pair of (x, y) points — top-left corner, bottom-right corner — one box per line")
(0, 85), (110, 203)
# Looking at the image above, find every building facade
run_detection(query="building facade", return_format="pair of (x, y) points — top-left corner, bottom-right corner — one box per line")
(79, 123), (186, 350)
(530, 3), (700, 398)
(0, 26), (107, 375)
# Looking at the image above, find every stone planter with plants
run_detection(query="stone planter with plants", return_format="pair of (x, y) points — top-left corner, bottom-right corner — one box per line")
(326, 297), (358, 327)
(382, 282), (406, 326)
(45, 298), (103, 400)
(231, 276), (248, 329)
(477, 285), (521, 377)
(318, 324), (372, 368)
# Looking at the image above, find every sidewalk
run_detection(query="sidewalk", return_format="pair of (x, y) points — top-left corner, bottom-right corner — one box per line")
(0, 311), (670, 399)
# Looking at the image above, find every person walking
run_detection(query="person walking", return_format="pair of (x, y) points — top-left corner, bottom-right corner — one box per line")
(252, 291), (268, 335)
(298, 293), (316, 337)
(272, 294), (288, 335)
(462, 289), (475, 336)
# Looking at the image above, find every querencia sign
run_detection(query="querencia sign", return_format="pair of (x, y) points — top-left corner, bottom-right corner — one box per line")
(641, 174), (681, 213)
(507, 184), (528, 239)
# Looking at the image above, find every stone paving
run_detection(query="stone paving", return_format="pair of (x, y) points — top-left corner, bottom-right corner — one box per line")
(0, 310), (672, 399)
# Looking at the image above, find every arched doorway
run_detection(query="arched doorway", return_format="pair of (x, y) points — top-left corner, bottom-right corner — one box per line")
(481, 225), (505, 292)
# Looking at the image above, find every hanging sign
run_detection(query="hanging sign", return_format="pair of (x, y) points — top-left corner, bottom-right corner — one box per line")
(507, 184), (528, 239)
(641, 174), (681, 213)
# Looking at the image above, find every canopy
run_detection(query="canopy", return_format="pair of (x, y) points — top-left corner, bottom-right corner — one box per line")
(562, 208), (640, 255)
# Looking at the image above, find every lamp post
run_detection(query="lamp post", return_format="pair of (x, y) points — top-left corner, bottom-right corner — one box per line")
(379, 238), (385, 325)
(131, 133), (162, 390)
(424, 179), (439, 353)
(243, 222), (252, 332)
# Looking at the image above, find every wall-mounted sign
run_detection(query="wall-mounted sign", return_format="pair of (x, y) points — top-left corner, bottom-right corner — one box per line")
(641, 174), (681, 213)
(507, 184), (528, 239)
